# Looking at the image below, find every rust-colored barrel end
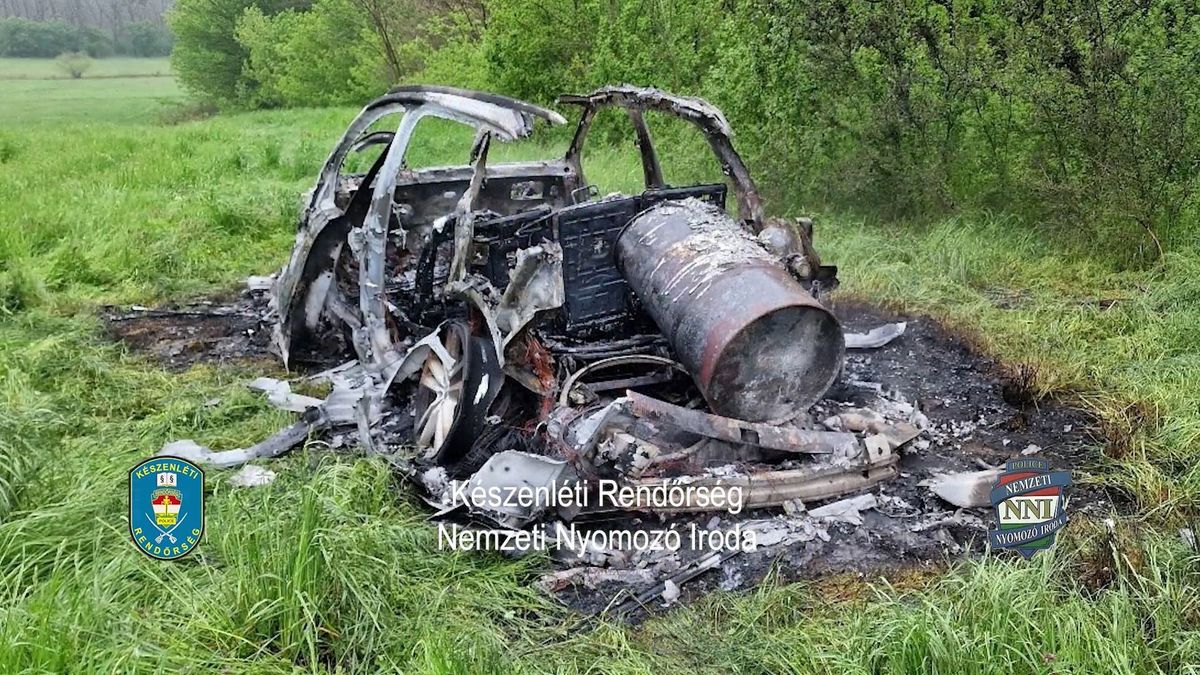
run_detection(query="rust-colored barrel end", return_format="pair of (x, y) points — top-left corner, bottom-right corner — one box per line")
(702, 301), (845, 421)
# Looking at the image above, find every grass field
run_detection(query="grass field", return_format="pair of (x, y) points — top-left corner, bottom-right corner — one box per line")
(1, 59), (1199, 673)
(0, 58), (181, 125)
(0, 57), (173, 79)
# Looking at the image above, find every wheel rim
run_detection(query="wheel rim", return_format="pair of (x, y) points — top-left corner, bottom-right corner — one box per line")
(415, 326), (465, 453)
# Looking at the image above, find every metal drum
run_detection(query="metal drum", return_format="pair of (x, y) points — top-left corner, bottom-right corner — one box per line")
(615, 199), (844, 421)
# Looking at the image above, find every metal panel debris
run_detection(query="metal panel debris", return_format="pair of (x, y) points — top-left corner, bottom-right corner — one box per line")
(845, 322), (907, 349)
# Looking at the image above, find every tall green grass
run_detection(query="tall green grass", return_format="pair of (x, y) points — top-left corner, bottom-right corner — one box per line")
(1, 73), (1199, 672)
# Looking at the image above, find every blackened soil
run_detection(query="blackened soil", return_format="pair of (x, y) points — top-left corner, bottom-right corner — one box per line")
(828, 299), (1108, 481)
(102, 289), (274, 370)
(551, 299), (1121, 619)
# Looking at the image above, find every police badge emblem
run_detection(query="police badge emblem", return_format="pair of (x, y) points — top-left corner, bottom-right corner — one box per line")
(129, 456), (205, 560)
(988, 458), (1072, 558)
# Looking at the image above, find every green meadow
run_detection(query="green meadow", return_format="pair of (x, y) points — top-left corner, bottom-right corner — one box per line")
(0, 59), (1198, 673)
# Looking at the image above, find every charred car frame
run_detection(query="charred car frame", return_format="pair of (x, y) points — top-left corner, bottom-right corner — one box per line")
(171, 85), (919, 531)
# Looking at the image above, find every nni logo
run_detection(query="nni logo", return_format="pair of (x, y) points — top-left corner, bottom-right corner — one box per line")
(999, 495), (1059, 522)
(988, 459), (1072, 558)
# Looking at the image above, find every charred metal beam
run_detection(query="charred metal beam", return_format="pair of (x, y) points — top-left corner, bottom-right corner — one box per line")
(385, 84), (568, 128)
(624, 392), (857, 455)
(559, 85), (765, 229)
(627, 461), (898, 513)
(626, 107), (665, 190)
(557, 355), (686, 407)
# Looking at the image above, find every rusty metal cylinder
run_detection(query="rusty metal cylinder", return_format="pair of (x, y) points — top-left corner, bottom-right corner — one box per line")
(615, 199), (844, 421)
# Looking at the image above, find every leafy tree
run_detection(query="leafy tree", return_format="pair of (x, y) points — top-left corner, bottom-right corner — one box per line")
(169, 0), (313, 105)
(0, 18), (171, 58)
(161, 0), (1200, 262)
(76, 26), (114, 57)
(126, 21), (174, 57)
(236, 0), (381, 107)
(0, 19), (82, 57)
(0, 19), (118, 57)
(402, 11), (489, 90)
(690, 0), (1200, 262)
(481, 0), (603, 102)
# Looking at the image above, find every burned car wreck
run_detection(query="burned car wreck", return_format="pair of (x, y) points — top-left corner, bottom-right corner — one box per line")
(159, 85), (1022, 610)
(260, 85), (907, 502)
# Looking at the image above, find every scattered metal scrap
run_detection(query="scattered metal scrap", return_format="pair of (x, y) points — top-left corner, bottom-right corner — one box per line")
(923, 468), (1003, 508)
(228, 464), (277, 488)
(146, 85), (1102, 614)
(845, 321), (907, 349)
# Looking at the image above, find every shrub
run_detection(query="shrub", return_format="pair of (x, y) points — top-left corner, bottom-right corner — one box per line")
(703, 0), (1200, 263)
(481, 0), (603, 103)
(401, 12), (489, 90)
(236, 0), (384, 108)
(0, 18), (112, 58)
(54, 52), (94, 79)
(125, 21), (174, 57)
(169, 0), (314, 106)
(0, 18), (172, 58)
(75, 26), (114, 58)
(165, 0), (1200, 263)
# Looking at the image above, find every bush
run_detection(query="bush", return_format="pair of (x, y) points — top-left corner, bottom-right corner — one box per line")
(400, 12), (489, 90)
(0, 18), (172, 58)
(165, 0), (1200, 263)
(0, 18), (111, 58)
(702, 0), (1200, 263)
(170, 0), (314, 106)
(75, 26), (114, 58)
(54, 52), (94, 79)
(125, 21), (174, 57)
(481, 0), (602, 103)
(236, 0), (383, 108)
(477, 0), (719, 143)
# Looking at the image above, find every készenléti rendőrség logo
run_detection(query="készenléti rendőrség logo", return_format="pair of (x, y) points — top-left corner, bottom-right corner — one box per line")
(129, 456), (205, 560)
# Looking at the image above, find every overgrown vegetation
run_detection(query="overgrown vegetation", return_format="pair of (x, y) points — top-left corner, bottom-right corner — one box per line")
(711, 0), (1200, 264)
(235, 0), (381, 108)
(168, 0), (1200, 266)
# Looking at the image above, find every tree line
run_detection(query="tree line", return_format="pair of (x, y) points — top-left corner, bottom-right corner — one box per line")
(0, 0), (173, 57)
(0, 18), (172, 56)
(170, 0), (1200, 265)
(0, 0), (172, 29)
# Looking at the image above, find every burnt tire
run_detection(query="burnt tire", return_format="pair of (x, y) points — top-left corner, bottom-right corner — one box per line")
(411, 320), (503, 468)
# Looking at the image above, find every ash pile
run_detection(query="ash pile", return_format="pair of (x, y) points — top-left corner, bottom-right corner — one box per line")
(157, 86), (1095, 615)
